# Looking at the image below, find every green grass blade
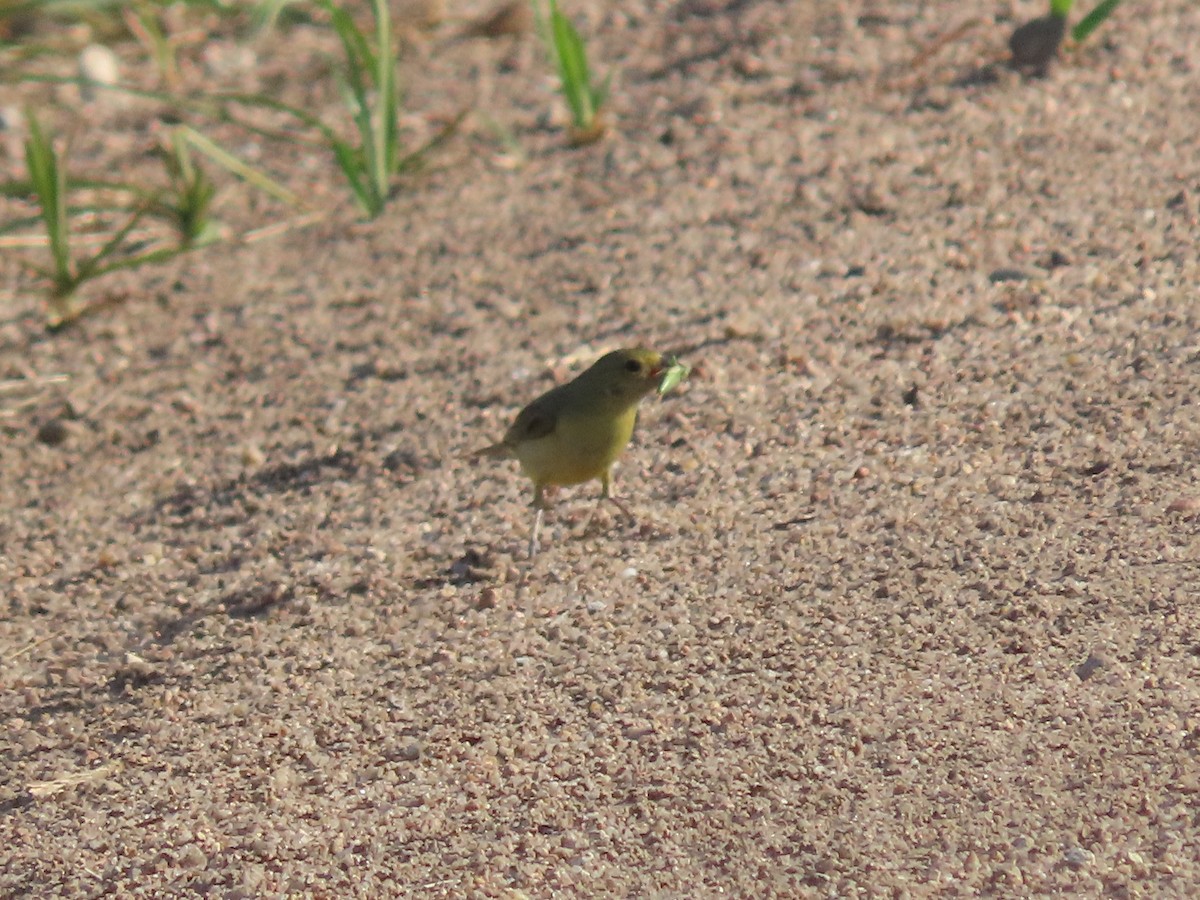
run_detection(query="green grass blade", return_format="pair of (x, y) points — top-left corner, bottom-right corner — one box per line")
(540, 0), (607, 135)
(323, 2), (378, 206)
(372, 0), (398, 179)
(320, 0), (373, 95)
(90, 243), (192, 281)
(395, 108), (468, 174)
(4, 75), (343, 150)
(170, 128), (197, 187)
(0, 212), (48, 235)
(177, 125), (301, 207)
(550, 3), (592, 126)
(212, 89), (340, 147)
(164, 129), (219, 247)
(366, 0), (393, 203)
(5, 71), (162, 101)
(1072, 0), (1121, 42)
(251, 0), (301, 33)
(331, 138), (376, 216)
(330, 65), (377, 197)
(23, 109), (73, 292)
(557, 9), (591, 88)
(127, 2), (176, 83)
(75, 203), (152, 281)
(0, 179), (34, 198)
(315, 0), (402, 217)
(1050, 0), (1074, 18)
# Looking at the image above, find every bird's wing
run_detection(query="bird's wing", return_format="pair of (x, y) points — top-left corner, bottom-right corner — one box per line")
(504, 396), (558, 446)
(470, 392), (560, 460)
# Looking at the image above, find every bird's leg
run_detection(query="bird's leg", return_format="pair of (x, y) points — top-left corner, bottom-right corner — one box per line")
(528, 507), (544, 559)
(515, 485), (546, 625)
(578, 472), (636, 539)
(600, 471), (636, 527)
(528, 484), (547, 559)
(606, 495), (636, 526)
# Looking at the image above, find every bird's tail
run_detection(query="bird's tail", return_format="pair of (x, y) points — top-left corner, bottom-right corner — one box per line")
(465, 441), (514, 461)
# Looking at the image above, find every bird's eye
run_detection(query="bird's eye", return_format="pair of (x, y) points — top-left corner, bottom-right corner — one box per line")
(624, 359), (642, 373)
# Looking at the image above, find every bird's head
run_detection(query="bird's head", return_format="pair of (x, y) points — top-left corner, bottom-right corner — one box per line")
(581, 347), (666, 403)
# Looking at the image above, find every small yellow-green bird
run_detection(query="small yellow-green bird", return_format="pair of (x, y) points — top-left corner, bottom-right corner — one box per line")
(474, 347), (669, 557)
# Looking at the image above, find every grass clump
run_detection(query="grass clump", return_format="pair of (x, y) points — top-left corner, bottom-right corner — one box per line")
(319, 0), (403, 218)
(8, 112), (269, 327)
(308, 0), (460, 217)
(534, 0), (611, 145)
(1, 0), (462, 326)
(18, 111), (202, 327)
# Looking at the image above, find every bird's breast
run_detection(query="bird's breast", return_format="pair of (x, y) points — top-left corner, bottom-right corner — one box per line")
(515, 405), (638, 487)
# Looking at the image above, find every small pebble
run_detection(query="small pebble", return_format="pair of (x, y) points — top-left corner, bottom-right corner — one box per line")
(78, 44), (120, 101)
(0, 105), (23, 132)
(36, 418), (70, 446)
(989, 268), (1031, 283)
(1009, 14), (1066, 73)
(240, 444), (265, 467)
(1166, 496), (1200, 515)
(1063, 847), (1094, 869)
(1075, 652), (1108, 682)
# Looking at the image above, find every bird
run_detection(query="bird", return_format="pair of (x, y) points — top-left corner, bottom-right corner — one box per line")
(473, 348), (668, 558)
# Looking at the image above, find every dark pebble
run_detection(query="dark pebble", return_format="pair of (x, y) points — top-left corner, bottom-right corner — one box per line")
(36, 418), (70, 446)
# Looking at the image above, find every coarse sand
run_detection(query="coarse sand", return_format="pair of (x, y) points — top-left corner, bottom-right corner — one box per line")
(3, 1), (1200, 896)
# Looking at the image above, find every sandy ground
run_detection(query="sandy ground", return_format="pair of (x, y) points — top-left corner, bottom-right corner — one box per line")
(4, 0), (1200, 896)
